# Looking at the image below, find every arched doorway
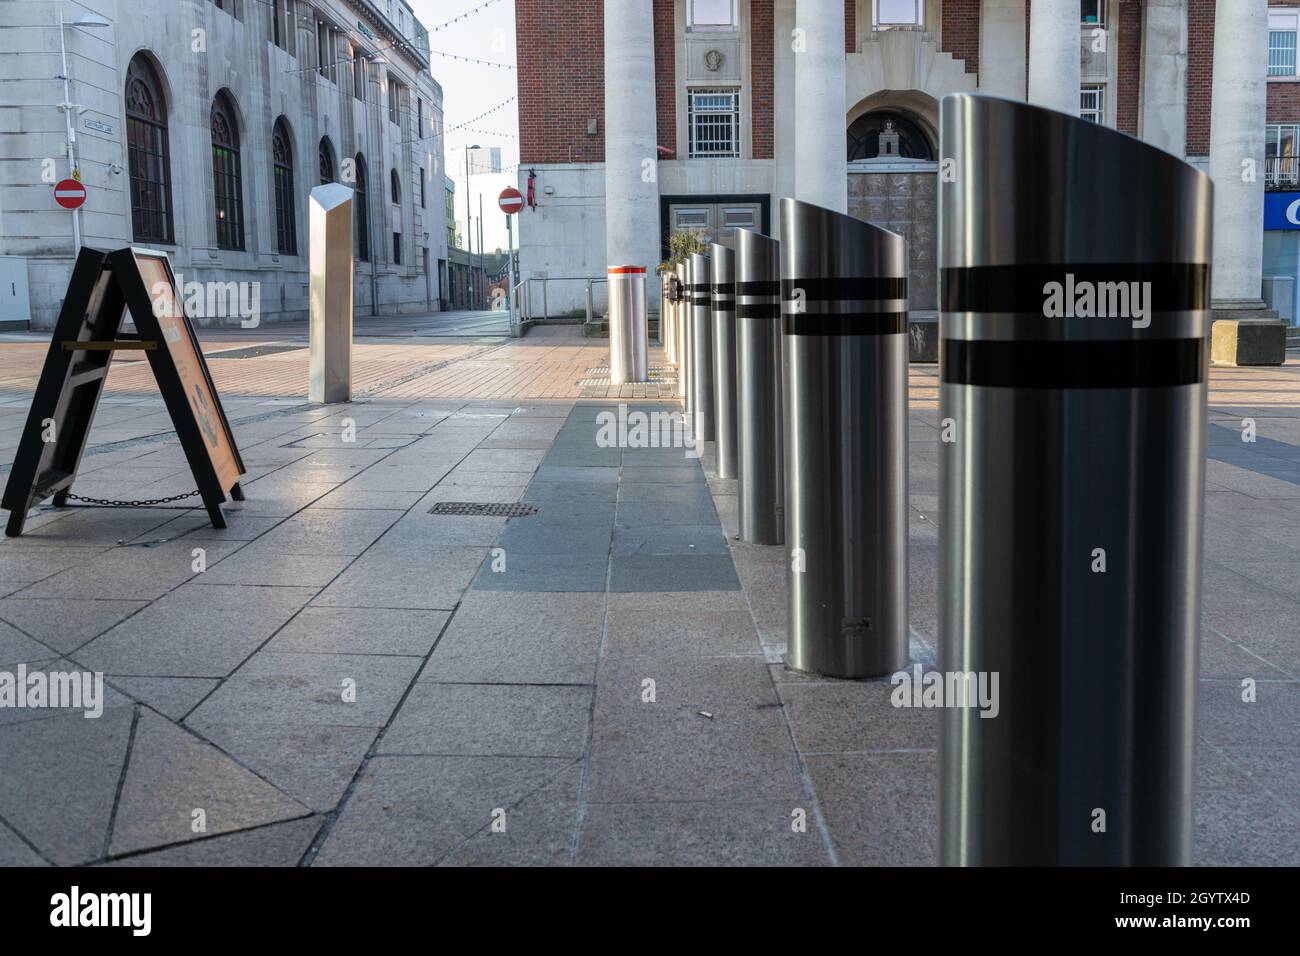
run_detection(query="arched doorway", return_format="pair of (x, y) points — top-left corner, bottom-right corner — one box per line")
(847, 110), (935, 162)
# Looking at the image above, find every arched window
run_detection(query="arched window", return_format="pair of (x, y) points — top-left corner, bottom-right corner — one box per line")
(354, 154), (370, 262)
(272, 118), (296, 255)
(846, 111), (935, 162)
(125, 54), (173, 244)
(319, 136), (336, 185)
(390, 169), (401, 205)
(211, 91), (245, 250)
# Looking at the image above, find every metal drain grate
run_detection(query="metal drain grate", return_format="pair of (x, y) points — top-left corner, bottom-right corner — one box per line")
(429, 501), (538, 517)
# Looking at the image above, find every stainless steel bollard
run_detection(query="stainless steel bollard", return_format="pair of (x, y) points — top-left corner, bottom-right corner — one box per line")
(607, 265), (649, 384)
(309, 183), (355, 404)
(689, 252), (715, 442)
(735, 227), (784, 545)
(676, 261), (690, 402)
(937, 95), (1211, 866)
(781, 197), (908, 679)
(663, 272), (678, 366)
(709, 243), (739, 479)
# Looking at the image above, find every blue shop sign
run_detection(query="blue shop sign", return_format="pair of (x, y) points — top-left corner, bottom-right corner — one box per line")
(1264, 191), (1300, 230)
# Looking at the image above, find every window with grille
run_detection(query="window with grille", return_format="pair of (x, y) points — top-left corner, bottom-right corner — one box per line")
(722, 207), (755, 230)
(388, 75), (404, 126)
(1081, 0), (1105, 26)
(355, 155), (370, 262)
(125, 55), (174, 245)
(1079, 85), (1105, 124)
(319, 137), (336, 185)
(873, 0), (923, 29)
(674, 208), (709, 230)
(1270, 14), (1298, 77)
(687, 0), (736, 31)
(688, 88), (740, 158)
(211, 92), (245, 250)
(273, 119), (296, 255)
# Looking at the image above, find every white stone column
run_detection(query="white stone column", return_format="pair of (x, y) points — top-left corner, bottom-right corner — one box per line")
(604, 0), (660, 274)
(1209, 0), (1268, 307)
(1139, 0), (1188, 157)
(1027, 0), (1079, 115)
(980, 0), (1026, 99)
(773, 0), (797, 234)
(794, 0), (847, 213)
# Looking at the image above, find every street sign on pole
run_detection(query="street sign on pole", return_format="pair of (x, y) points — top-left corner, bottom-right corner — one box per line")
(498, 187), (524, 215)
(54, 179), (87, 210)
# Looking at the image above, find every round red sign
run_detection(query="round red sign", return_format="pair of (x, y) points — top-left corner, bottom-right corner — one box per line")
(54, 179), (87, 210)
(498, 187), (524, 215)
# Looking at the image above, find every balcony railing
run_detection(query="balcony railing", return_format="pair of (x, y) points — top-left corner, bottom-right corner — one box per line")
(1267, 156), (1300, 191)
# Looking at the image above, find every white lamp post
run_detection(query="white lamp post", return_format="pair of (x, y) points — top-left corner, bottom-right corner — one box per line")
(57, 10), (111, 254)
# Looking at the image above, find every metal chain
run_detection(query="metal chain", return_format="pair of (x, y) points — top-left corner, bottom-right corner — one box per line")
(64, 491), (199, 508)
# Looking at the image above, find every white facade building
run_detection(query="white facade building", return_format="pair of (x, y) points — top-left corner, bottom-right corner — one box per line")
(0, 0), (449, 329)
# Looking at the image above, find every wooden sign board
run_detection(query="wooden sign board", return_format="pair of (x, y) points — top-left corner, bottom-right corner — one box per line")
(2, 246), (246, 535)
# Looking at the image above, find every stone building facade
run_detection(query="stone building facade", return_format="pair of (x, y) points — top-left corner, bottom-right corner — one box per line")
(514, 1), (1297, 321)
(0, 0), (449, 329)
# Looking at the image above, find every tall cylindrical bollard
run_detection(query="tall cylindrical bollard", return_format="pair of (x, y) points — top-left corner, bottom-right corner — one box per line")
(937, 94), (1211, 866)
(676, 261), (690, 402)
(710, 243), (739, 479)
(690, 251), (715, 442)
(661, 272), (675, 366)
(781, 198), (908, 678)
(680, 260), (694, 411)
(607, 265), (649, 384)
(736, 228), (784, 545)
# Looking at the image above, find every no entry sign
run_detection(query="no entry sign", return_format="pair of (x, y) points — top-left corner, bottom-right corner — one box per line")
(54, 179), (87, 210)
(498, 187), (524, 215)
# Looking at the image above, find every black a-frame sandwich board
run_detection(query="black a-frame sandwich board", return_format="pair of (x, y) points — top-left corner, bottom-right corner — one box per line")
(2, 246), (246, 536)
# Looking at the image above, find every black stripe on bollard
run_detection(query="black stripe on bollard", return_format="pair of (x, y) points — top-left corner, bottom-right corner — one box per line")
(782, 277), (908, 301)
(940, 263), (1210, 313)
(710, 283), (737, 296)
(736, 281), (781, 297)
(941, 337), (1206, 388)
(692, 295), (712, 306)
(737, 303), (781, 319)
(784, 313), (907, 336)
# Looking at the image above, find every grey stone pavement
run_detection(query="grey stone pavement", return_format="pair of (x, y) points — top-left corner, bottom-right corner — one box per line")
(0, 327), (1297, 866)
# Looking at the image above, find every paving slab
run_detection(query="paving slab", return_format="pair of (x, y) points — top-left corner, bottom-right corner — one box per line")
(472, 551), (609, 592)
(0, 706), (135, 864)
(312, 754), (576, 866)
(186, 651), (424, 729)
(419, 591), (603, 684)
(75, 584), (317, 678)
(108, 676), (219, 721)
(264, 607), (450, 657)
(379, 683), (592, 757)
(312, 548), (486, 609)
(804, 751), (938, 866)
(105, 816), (323, 867)
(109, 709), (311, 857)
(185, 721), (380, 813)
(609, 554), (741, 592)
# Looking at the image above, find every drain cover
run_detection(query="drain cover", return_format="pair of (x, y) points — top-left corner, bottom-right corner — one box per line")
(429, 501), (538, 517)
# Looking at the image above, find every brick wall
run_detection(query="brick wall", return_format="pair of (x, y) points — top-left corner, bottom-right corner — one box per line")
(941, 0), (981, 75)
(1186, 0), (1215, 155)
(517, 1), (605, 164)
(655, 0), (677, 157)
(1269, 0), (1300, 122)
(1116, 0), (1142, 134)
(752, 0), (774, 159)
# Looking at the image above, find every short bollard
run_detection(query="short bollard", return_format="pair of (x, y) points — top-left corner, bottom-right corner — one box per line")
(607, 265), (648, 384)
(781, 197), (908, 679)
(710, 242), (739, 479)
(735, 227), (784, 545)
(689, 251), (715, 442)
(309, 183), (355, 404)
(937, 94), (1211, 866)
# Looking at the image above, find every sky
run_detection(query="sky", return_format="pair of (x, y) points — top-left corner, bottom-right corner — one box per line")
(410, 0), (520, 253)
